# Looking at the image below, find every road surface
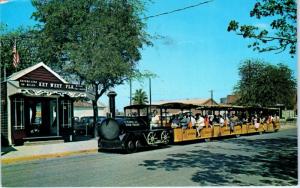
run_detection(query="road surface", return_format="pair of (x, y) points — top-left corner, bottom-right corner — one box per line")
(2, 127), (297, 186)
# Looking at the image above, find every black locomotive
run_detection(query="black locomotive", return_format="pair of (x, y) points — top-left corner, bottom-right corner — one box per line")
(97, 93), (171, 153)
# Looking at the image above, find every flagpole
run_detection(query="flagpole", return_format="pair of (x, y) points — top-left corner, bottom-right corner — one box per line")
(13, 38), (20, 68)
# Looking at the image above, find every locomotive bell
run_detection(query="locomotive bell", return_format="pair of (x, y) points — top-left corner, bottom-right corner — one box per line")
(107, 91), (117, 118)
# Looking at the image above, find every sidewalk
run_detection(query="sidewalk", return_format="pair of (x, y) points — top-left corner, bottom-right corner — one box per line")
(1, 138), (98, 165)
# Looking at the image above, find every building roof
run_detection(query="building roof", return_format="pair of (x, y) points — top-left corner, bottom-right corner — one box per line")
(74, 100), (106, 108)
(7, 62), (68, 83)
(152, 98), (218, 106)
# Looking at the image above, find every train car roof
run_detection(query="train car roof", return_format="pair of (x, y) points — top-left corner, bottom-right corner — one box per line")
(159, 102), (199, 109)
(196, 105), (280, 111)
(124, 104), (160, 110)
(124, 103), (279, 111)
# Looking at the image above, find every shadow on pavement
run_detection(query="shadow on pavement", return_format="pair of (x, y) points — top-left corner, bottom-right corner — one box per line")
(139, 137), (298, 186)
(99, 145), (171, 154)
(1, 146), (18, 156)
(73, 135), (94, 142)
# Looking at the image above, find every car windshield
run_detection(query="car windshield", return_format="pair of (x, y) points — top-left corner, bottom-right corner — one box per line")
(81, 117), (93, 123)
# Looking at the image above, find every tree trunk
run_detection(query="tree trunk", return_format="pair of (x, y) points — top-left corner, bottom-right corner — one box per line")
(92, 98), (99, 138)
(92, 82), (100, 138)
(91, 83), (107, 138)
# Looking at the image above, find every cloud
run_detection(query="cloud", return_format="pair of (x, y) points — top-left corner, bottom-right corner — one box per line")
(160, 35), (176, 46)
(0, 0), (30, 4)
(0, 0), (9, 4)
(156, 35), (203, 47)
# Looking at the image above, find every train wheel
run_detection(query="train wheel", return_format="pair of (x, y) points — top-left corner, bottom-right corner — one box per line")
(147, 132), (156, 145)
(125, 139), (136, 153)
(135, 140), (142, 150)
(160, 131), (170, 145)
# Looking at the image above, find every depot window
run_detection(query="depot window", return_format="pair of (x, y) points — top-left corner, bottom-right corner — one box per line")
(13, 98), (25, 130)
(61, 100), (72, 128)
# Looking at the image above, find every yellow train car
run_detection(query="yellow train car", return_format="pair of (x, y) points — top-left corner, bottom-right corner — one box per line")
(162, 103), (280, 143)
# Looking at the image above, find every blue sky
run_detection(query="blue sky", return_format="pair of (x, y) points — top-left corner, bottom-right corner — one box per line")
(0, 0), (297, 110)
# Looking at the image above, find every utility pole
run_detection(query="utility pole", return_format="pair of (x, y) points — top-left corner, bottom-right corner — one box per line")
(149, 77), (152, 106)
(209, 89), (214, 105)
(149, 77), (152, 114)
(129, 79), (132, 106)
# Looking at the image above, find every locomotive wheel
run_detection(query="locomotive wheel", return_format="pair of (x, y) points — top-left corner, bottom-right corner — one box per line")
(160, 131), (170, 145)
(125, 139), (136, 153)
(147, 132), (156, 145)
(135, 140), (142, 150)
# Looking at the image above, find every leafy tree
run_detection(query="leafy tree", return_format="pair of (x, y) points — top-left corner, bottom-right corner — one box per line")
(0, 24), (41, 78)
(132, 89), (149, 105)
(31, 0), (151, 137)
(227, 0), (296, 57)
(128, 70), (157, 105)
(234, 59), (296, 108)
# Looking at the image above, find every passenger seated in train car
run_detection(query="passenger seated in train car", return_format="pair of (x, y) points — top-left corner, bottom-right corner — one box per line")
(180, 114), (190, 129)
(223, 114), (229, 126)
(247, 115), (253, 124)
(274, 114), (279, 122)
(261, 115), (266, 123)
(229, 114), (239, 131)
(170, 114), (180, 128)
(209, 115), (214, 126)
(204, 114), (211, 128)
(267, 115), (274, 123)
(212, 115), (220, 125)
(195, 114), (205, 137)
(219, 114), (225, 127)
(242, 116), (248, 123)
(273, 114), (279, 128)
(253, 115), (260, 130)
(241, 112), (248, 123)
(189, 114), (196, 128)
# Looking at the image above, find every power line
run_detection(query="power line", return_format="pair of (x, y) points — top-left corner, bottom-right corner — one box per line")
(144, 0), (214, 19)
(1, 0), (214, 42)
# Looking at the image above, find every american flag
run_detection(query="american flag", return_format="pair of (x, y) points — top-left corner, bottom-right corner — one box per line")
(13, 39), (20, 68)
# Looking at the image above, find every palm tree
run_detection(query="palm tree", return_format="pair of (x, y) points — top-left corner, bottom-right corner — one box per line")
(132, 89), (148, 105)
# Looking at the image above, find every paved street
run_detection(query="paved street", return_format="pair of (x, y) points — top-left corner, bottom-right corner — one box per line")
(1, 127), (297, 186)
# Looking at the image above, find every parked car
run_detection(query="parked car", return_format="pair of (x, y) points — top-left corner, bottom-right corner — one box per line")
(74, 116), (106, 135)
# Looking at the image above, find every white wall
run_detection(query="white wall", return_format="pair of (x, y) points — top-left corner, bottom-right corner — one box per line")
(74, 107), (108, 118)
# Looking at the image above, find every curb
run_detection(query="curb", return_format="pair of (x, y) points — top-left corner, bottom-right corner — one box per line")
(1, 148), (98, 165)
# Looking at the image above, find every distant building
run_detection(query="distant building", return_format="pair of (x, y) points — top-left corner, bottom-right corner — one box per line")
(73, 100), (108, 118)
(220, 97), (227, 104)
(220, 94), (239, 105)
(152, 98), (218, 115)
(153, 98), (218, 106)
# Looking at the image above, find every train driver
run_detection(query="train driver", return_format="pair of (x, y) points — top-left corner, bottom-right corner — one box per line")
(150, 110), (160, 129)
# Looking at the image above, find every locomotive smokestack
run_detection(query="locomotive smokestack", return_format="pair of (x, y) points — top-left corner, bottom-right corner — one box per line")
(107, 91), (117, 118)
